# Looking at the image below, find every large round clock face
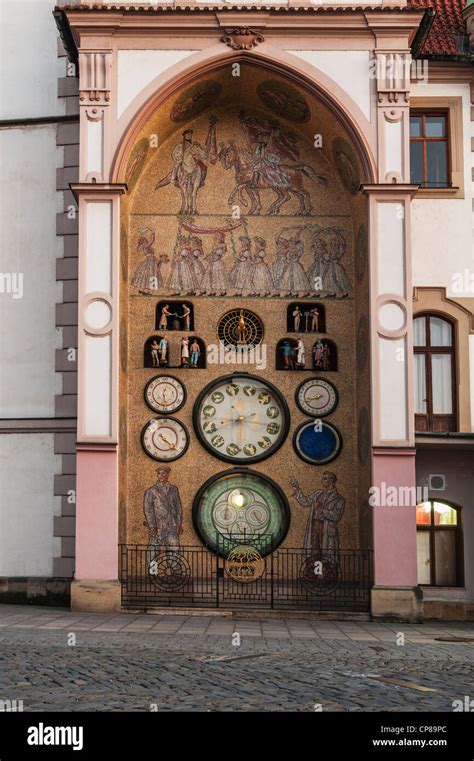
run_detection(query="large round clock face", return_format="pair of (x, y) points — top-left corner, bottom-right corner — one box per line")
(296, 378), (338, 417)
(193, 469), (290, 557)
(293, 421), (342, 465)
(193, 374), (290, 463)
(141, 417), (189, 461)
(144, 375), (186, 414)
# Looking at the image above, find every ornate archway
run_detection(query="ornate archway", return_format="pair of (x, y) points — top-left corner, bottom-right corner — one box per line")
(115, 60), (373, 610)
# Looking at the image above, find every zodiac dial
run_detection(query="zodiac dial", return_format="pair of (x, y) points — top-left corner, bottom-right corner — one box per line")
(141, 417), (190, 462)
(217, 309), (264, 349)
(193, 373), (290, 463)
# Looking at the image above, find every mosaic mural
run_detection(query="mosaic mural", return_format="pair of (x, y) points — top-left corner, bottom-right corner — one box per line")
(122, 67), (369, 559)
(129, 110), (353, 298)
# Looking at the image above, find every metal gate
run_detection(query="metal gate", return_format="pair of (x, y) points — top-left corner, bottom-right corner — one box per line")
(120, 543), (372, 612)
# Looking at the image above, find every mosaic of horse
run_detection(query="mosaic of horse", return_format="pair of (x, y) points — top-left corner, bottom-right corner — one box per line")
(218, 142), (327, 216)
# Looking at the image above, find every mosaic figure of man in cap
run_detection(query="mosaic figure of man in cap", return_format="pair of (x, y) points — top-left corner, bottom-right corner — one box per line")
(155, 116), (218, 214)
(290, 472), (345, 559)
(143, 466), (183, 551)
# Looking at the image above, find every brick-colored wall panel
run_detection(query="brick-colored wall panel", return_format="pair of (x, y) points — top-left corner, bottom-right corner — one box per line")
(61, 537), (75, 558)
(62, 189), (77, 211)
(63, 145), (79, 167)
(53, 557), (75, 578)
(55, 347), (77, 371)
(54, 474), (76, 496)
(63, 235), (78, 258)
(61, 326), (78, 348)
(58, 77), (79, 97)
(54, 516), (76, 537)
(60, 496), (76, 517)
(62, 372), (78, 395)
(56, 122), (79, 146)
(54, 433), (77, 455)
(55, 394), (78, 417)
(65, 98), (80, 116)
(56, 166), (78, 191)
(62, 280), (78, 303)
(56, 258), (78, 282)
(61, 454), (77, 474)
(56, 212), (79, 236)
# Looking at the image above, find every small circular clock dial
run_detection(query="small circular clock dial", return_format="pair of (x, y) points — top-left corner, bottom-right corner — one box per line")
(141, 417), (189, 461)
(144, 375), (186, 414)
(293, 421), (342, 465)
(296, 378), (338, 417)
(193, 374), (290, 464)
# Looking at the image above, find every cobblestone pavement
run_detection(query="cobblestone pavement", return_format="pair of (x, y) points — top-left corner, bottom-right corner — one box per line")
(0, 606), (473, 711)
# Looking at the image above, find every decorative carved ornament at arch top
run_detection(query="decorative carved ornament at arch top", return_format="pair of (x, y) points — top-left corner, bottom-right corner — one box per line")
(221, 27), (265, 51)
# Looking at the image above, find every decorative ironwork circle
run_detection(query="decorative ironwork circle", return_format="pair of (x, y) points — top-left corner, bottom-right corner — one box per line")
(299, 553), (341, 595)
(148, 551), (191, 591)
(217, 309), (264, 349)
(224, 545), (265, 583)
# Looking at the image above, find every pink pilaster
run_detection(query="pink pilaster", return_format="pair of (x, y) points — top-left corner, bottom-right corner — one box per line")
(372, 449), (417, 587)
(75, 445), (118, 580)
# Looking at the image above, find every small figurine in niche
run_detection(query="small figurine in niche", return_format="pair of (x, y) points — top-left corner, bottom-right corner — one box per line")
(322, 342), (331, 370)
(181, 303), (191, 331)
(158, 304), (176, 331)
(281, 340), (295, 370)
(189, 338), (201, 368)
(313, 340), (332, 370)
(310, 306), (319, 332)
(292, 305), (303, 332)
(150, 339), (161, 368)
(159, 335), (169, 367)
(295, 337), (305, 368)
(180, 336), (189, 368)
(313, 340), (324, 369)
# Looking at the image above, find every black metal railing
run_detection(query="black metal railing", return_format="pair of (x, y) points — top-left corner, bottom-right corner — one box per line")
(119, 544), (372, 612)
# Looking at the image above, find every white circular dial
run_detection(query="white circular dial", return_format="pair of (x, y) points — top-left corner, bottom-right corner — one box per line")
(296, 378), (338, 417)
(144, 375), (186, 414)
(141, 417), (189, 461)
(194, 374), (289, 463)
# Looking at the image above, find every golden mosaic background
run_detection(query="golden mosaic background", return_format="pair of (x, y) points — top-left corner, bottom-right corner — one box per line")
(119, 64), (371, 552)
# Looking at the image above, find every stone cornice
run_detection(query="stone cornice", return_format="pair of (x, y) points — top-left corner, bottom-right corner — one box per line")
(57, 5), (426, 50)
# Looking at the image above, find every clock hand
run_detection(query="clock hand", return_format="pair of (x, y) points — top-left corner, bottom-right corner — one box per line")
(159, 433), (177, 450)
(307, 394), (323, 401)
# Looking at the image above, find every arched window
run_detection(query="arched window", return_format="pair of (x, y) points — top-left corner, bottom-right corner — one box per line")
(413, 314), (456, 432)
(416, 500), (463, 586)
